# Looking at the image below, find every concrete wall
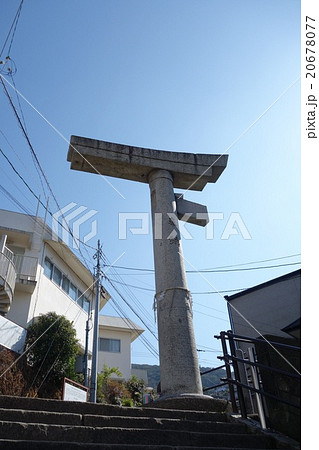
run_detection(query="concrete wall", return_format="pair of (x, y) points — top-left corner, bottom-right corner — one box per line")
(0, 315), (26, 354)
(1, 210), (139, 380)
(98, 327), (132, 379)
(0, 210), (94, 354)
(228, 274), (301, 341)
(31, 243), (92, 352)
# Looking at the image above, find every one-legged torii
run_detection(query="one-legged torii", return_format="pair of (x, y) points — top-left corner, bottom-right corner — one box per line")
(67, 136), (228, 401)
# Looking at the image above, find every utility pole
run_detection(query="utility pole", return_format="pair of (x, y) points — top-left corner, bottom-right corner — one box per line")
(89, 239), (101, 402)
(83, 310), (90, 387)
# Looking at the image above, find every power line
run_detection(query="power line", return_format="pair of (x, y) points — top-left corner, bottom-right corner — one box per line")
(0, 128), (44, 194)
(103, 272), (158, 341)
(0, 146), (97, 252)
(0, 76), (96, 273)
(0, 0), (24, 58)
(104, 260), (301, 274)
(105, 277), (248, 296)
(108, 299), (158, 359)
(101, 251), (156, 330)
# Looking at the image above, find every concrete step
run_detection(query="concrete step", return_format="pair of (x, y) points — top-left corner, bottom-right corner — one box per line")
(0, 408), (82, 426)
(82, 415), (248, 433)
(0, 408), (246, 433)
(0, 395), (227, 422)
(0, 442), (273, 450)
(0, 421), (276, 448)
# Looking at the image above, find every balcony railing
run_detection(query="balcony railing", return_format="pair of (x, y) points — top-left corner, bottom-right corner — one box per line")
(0, 249), (16, 314)
(13, 254), (38, 282)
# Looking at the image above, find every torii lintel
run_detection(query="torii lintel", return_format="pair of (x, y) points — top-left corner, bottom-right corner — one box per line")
(67, 135), (228, 191)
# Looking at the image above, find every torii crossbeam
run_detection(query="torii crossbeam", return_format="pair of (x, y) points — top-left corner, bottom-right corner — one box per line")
(67, 135), (228, 401)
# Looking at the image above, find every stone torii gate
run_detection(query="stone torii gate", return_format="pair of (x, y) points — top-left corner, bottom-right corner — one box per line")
(67, 135), (228, 402)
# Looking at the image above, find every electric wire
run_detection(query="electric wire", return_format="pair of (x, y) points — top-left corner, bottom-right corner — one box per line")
(101, 251), (156, 331)
(0, 129), (44, 197)
(0, 0), (24, 58)
(0, 74), (48, 200)
(103, 272), (158, 341)
(107, 296), (158, 359)
(0, 146), (97, 253)
(104, 260), (301, 274)
(0, 76), (96, 273)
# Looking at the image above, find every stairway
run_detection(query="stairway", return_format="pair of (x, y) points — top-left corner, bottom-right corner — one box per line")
(0, 395), (295, 449)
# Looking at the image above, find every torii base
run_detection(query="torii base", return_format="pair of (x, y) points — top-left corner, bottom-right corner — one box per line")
(146, 394), (232, 412)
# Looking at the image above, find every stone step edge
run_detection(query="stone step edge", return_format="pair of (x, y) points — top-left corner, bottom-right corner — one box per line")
(0, 421), (256, 437)
(0, 421), (276, 450)
(0, 396), (228, 417)
(0, 440), (272, 450)
(0, 408), (237, 426)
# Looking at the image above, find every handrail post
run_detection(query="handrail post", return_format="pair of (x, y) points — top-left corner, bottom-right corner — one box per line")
(247, 347), (267, 429)
(220, 331), (238, 413)
(227, 331), (247, 419)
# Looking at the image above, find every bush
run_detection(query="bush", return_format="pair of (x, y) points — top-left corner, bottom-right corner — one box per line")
(25, 312), (80, 398)
(101, 379), (131, 405)
(125, 375), (145, 406)
(96, 365), (124, 403)
(0, 348), (25, 396)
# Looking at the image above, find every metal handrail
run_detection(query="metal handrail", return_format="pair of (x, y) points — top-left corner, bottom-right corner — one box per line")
(203, 381), (228, 392)
(200, 364), (225, 376)
(215, 330), (301, 430)
(215, 331), (301, 351)
(222, 377), (300, 409)
(200, 364), (228, 394)
(219, 353), (300, 379)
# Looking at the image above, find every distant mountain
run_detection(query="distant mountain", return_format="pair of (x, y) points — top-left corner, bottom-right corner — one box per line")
(132, 364), (229, 399)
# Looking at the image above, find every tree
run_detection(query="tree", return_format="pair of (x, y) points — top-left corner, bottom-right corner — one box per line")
(125, 374), (145, 406)
(25, 312), (80, 398)
(97, 365), (124, 404)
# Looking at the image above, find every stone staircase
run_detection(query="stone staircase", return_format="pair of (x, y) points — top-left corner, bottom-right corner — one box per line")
(0, 395), (297, 449)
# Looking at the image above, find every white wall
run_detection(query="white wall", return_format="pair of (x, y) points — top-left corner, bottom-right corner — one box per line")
(6, 290), (31, 328)
(0, 315), (26, 354)
(30, 243), (93, 352)
(98, 327), (132, 379)
(1, 210), (94, 354)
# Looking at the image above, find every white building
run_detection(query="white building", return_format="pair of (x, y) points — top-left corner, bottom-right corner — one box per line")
(98, 316), (144, 379)
(0, 209), (144, 380)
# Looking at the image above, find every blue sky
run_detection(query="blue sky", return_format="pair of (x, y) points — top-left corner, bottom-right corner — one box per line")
(0, 0), (301, 367)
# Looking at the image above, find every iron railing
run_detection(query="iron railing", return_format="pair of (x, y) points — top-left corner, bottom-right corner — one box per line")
(200, 364), (228, 393)
(13, 254), (38, 282)
(214, 330), (301, 429)
(0, 249), (16, 314)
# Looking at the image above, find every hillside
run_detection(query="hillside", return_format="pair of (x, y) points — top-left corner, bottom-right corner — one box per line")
(132, 364), (229, 400)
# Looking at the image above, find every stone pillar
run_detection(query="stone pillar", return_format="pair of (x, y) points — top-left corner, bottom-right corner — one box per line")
(148, 169), (203, 398)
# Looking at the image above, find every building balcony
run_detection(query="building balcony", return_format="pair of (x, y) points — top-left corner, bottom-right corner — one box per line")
(0, 247), (16, 315)
(13, 254), (38, 293)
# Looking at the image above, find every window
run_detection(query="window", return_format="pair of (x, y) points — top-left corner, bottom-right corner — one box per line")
(52, 266), (62, 287)
(83, 297), (90, 313)
(62, 275), (70, 294)
(99, 338), (120, 353)
(77, 290), (83, 308)
(69, 283), (77, 301)
(44, 258), (53, 279)
(43, 257), (92, 314)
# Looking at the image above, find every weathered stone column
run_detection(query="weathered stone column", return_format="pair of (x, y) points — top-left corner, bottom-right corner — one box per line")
(67, 135), (229, 407)
(149, 169), (202, 397)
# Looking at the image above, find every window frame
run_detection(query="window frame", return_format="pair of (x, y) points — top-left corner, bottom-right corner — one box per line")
(43, 256), (91, 314)
(99, 338), (121, 353)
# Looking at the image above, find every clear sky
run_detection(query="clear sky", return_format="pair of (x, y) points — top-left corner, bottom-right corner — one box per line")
(0, 0), (301, 367)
